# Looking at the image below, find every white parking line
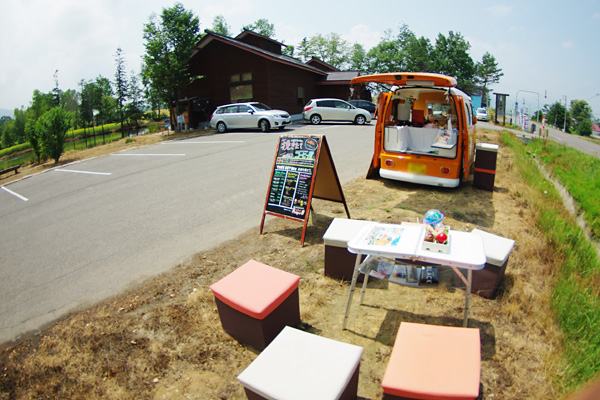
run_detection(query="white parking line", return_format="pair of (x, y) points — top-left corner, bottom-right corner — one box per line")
(1, 186), (28, 202)
(161, 141), (245, 144)
(56, 169), (112, 176)
(111, 153), (186, 157)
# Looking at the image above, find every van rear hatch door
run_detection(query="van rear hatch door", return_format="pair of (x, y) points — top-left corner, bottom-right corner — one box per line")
(351, 72), (457, 88)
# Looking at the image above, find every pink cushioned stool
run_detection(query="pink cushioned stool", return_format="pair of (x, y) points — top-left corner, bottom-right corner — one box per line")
(382, 322), (481, 400)
(210, 260), (301, 350)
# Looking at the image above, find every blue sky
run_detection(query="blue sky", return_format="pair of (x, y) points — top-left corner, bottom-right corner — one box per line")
(1, 0), (599, 117)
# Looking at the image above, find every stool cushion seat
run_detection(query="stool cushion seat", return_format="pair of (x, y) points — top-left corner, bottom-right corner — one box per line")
(382, 322), (481, 400)
(238, 326), (363, 400)
(210, 260), (299, 320)
(471, 228), (515, 267)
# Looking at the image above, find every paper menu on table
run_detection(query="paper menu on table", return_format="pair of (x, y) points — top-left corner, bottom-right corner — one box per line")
(347, 223), (425, 258)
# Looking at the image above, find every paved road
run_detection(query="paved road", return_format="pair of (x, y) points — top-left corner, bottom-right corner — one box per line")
(478, 120), (600, 159)
(0, 123), (374, 344)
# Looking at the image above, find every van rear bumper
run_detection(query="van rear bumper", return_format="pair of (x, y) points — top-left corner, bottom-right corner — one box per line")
(380, 168), (460, 188)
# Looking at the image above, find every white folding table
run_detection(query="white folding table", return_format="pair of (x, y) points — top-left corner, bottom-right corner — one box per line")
(342, 222), (486, 329)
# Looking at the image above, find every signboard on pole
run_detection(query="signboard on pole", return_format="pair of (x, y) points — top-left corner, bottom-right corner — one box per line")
(260, 134), (350, 245)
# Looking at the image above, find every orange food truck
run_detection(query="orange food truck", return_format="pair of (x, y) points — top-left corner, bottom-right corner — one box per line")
(350, 73), (477, 188)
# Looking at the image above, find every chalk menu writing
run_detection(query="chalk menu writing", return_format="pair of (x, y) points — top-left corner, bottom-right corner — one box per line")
(265, 136), (320, 219)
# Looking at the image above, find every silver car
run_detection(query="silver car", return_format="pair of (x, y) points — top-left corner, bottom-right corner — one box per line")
(475, 107), (488, 121)
(302, 98), (372, 125)
(210, 102), (291, 133)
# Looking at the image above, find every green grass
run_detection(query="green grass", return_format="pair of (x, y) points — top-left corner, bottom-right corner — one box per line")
(527, 140), (600, 238)
(503, 132), (600, 393)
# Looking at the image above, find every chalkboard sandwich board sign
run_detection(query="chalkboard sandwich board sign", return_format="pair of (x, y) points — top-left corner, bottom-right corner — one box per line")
(260, 134), (350, 245)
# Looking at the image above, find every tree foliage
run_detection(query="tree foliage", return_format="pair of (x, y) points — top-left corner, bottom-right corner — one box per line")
(212, 15), (231, 36)
(297, 33), (350, 69)
(570, 100), (593, 135)
(38, 106), (72, 163)
(114, 48), (128, 137)
(243, 18), (275, 38)
(475, 52), (503, 107)
(142, 3), (201, 128)
(547, 101), (571, 132)
(431, 31), (476, 93)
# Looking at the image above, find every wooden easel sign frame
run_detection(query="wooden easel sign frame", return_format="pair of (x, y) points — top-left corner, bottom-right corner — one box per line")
(260, 134), (350, 245)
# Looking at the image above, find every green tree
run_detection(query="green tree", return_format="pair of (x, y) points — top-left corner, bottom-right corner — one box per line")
(297, 33), (350, 69)
(430, 31), (476, 93)
(212, 15), (231, 36)
(547, 101), (571, 132)
(475, 52), (503, 108)
(577, 118), (592, 137)
(348, 43), (368, 73)
(24, 90), (55, 157)
(38, 107), (72, 163)
(243, 18), (275, 37)
(127, 71), (145, 132)
(570, 99), (592, 134)
(403, 35), (432, 72)
(142, 3), (201, 130)
(11, 108), (26, 145)
(1, 118), (15, 148)
(26, 116), (43, 163)
(114, 48), (128, 138)
(366, 29), (402, 73)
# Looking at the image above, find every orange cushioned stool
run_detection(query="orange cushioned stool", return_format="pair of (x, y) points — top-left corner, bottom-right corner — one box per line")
(382, 323), (481, 400)
(210, 260), (301, 350)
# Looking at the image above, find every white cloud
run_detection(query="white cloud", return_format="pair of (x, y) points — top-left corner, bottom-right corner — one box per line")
(561, 40), (574, 49)
(342, 24), (382, 50)
(487, 4), (513, 17)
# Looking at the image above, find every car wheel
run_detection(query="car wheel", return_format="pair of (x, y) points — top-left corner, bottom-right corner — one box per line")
(355, 115), (366, 125)
(259, 119), (271, 132)
(310, 114), (321, 125)
(217, 122), (227, 133)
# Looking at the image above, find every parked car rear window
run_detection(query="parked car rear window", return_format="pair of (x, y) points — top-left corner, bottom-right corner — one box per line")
(317, 100), (336, 108)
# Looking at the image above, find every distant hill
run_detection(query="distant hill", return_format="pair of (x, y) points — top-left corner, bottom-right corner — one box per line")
(0, 109), (12, 118)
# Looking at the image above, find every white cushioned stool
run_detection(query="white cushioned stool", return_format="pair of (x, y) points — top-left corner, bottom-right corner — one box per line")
(237, 326), (364, 400)
(455, 228), (515, 299)
(210, 260), (300, 350)
(323, 218), (372, 281)
(382, 322), (481, 400)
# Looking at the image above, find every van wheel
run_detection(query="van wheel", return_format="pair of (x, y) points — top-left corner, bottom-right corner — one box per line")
(217, 122), (227, 133)
(259, 119), (271, 132)
(310, 114), (321, 125)
(355, 115), (366, 125)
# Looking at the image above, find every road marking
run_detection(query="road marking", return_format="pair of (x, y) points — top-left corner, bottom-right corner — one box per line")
(111, 153), (186, 157)
(161, 141), (245, 144)
(1, 186), (28, 202)
(56, 169), (112, 176)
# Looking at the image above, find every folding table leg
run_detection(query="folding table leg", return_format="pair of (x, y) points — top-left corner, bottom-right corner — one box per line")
(342, 254), (363, 330)
(463, 269), (472, 327)
(359, 268), (370, 304)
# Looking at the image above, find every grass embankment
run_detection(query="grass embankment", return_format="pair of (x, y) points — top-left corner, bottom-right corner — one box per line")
(504, 133), (600, 392)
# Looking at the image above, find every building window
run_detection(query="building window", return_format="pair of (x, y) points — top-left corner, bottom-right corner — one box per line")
(297, 86), (305, 106)
(230, 72), (253, 102)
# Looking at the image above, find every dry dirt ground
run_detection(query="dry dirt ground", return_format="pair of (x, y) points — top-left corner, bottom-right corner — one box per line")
(1, 128), (566, 399)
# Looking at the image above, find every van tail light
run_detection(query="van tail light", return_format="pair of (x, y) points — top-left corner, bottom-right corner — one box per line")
(304, 106), (313, 112)
(440, 167), (451, 174)
(385, 159), (395, 167)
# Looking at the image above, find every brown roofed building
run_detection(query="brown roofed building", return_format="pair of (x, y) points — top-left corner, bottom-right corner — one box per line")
(178, 30), (369, 129)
